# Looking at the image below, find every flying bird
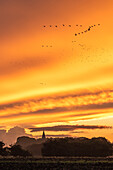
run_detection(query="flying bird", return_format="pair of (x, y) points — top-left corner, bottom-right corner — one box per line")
(69, 25), (71, 27)
(49, 25), (52, 27)
(75, 34), (77, 36)
(62, 24), (65, 26)
(55, 25), (58, 27)
(43, 25), (46, 27)
(79, 44), (84, 47)
(40, 83), (44, 85)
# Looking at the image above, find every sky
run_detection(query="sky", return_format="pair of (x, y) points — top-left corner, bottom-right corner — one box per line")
(0, 0), (113, 143)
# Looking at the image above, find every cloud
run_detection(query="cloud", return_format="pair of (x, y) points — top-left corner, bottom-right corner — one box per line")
(0, 102), (113, 121)
(38, 134), (70, 138)
(0, 126), (32, 145)
(0, 54), (56, 76)
(29, 125), (112, 132)
(71, 131), (85, 133)
(1, 89), (113, 109)
(0, 130), (6, 139)
(1, 89), (113, 125)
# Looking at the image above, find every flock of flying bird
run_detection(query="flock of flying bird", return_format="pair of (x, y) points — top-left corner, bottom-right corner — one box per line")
(41, 23), (100, 47)
(75, 24), (100, 36)
(42, 45), (53, 48)
(43, 24), (83, 28)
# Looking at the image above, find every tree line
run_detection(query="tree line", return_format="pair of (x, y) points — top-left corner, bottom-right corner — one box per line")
(0, 141), (31, 157)
(0, 137), (112, 157)
(42, 137), (113, 157)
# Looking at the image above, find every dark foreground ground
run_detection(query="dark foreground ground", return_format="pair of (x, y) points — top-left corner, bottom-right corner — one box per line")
(0, 157), (113, 170)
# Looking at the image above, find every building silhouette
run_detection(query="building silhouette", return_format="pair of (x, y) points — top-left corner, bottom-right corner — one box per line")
(42, 130), (46, 139)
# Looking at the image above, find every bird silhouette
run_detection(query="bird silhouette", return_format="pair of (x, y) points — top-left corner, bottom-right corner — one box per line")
(49, 25), (52, 27)
(62, 24), (65, 26)
(69, 25), (71, 27)
(74, 23), (101, 37)
(40, 83), (44, 85)
(55, 25), (58, 27)
(43, 25), (46, 27)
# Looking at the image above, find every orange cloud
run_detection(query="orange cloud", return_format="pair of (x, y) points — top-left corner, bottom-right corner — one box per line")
(1, 0), (113, 141)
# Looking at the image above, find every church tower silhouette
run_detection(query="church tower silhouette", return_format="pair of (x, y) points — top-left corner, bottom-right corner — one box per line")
(42, 130), (46, 139)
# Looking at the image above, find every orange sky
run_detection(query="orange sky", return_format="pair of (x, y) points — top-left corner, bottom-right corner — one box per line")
(1, 0), (113, 142)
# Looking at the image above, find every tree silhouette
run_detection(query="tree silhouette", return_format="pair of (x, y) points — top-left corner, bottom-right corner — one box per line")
(10, 145), (32, 157)
(42, 137), (112, 157)
(0, 141), (8, 156)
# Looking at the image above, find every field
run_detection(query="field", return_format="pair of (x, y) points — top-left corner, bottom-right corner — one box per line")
(0, 157), (113, 170)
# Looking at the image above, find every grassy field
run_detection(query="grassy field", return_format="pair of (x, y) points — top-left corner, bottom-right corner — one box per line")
(0, 157), (113, 169)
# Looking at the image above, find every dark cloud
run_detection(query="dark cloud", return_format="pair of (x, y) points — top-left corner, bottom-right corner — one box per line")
(81, 102), (113, 110)
(0, 126), (32, 146)
(71, 131), (85, 133)
(0, 130), (6, 139)
(29, 125), (112, 132)
(38, 134), (70, 138)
